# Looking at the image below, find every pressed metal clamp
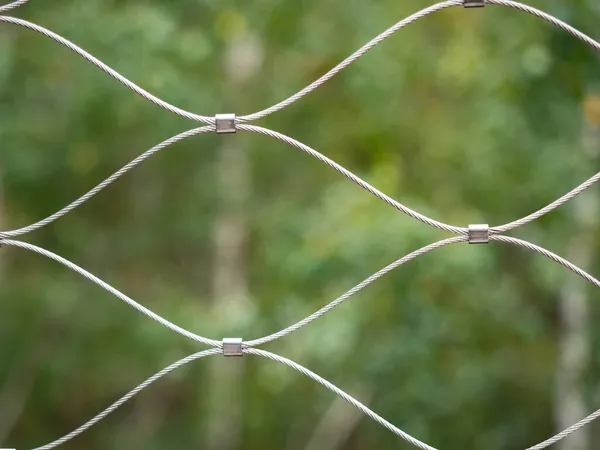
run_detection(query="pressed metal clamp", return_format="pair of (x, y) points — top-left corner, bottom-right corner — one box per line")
(222, 338), (243, 356)
(468, 224), (489, 244)
(464, 0), (485, 7)
(215, 113), (236, 134)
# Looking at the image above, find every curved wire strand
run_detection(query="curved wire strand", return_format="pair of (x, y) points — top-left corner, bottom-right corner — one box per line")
(0, 126), (214, 238)
(247, 236), (467, 347)
(1, 1), (600, 449)
(0, 16), (216, 124)
(0, 0), (29, 13)
(30, 348), (221, 450)
(0, 239), (221, 347)
(488, 0), (600, 53)
(238, 1), (462, 123)
(491, 171), (600, 234)
(239, 124), (466, 235)
(246, 348), (438, 450)
(25, 344), (600, 450)
(525, 406), (600, 450)
(240, 0), (600, 124)
(490, 235), (600, 289)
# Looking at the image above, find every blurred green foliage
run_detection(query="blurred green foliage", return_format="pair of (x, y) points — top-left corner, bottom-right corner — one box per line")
(1, 0), (600, 449)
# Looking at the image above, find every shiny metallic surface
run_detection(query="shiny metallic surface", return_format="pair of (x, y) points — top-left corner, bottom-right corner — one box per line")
(215, 113), (236, 134)
(222, 338), (244, 356)
(4, 2), (600, 450)
(468, 224), (489, 244)
(464, 0), (485, 7)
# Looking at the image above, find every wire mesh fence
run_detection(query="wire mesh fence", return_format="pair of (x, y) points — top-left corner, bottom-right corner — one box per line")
(1, 0), (600, 449)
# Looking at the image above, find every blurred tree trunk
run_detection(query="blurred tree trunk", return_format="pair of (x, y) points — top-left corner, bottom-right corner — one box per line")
(206, 32), (262, 450)
(556, 230), (591, 450)
(303, 384), (371, 450)
(555, 97), (600, 450)
(0, 172), (4, 278)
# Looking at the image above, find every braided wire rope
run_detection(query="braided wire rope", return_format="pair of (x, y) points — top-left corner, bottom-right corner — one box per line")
(0, 18), (216, 124)
(30, 349), (222, 450)
(1, 0), (600, 448)
(1, 239), (221, 347)
(0, 0), (28, 13)
(0, 126), (215, 239)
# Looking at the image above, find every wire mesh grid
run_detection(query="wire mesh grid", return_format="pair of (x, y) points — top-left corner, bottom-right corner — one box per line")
(1, 0), (600, 449)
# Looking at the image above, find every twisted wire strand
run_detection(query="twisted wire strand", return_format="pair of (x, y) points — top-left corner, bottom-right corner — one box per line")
(252, 344), (600, 450)
(0, 239), (221, 347)
(488, 0), (600, 53)
(1, 1), (600, 449)
(239, 124), (466, 235)
(0, 126), (214, 239)
(525, 407), (600, 450)
(491, 171), (600, 234)
(24, 338), (600, 450)
(246, 348), (438, 450)
(238, 1), (462, 123)
(0, 16), (216, 124)
(0, 0), (29, 13)
(30, 348), (221, 450)
(490, 235), (600, 289)
(246, 236), (467, 347)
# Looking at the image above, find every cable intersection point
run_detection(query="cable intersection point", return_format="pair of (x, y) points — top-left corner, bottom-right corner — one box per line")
(215, 113), (237, 134)
(468, 224), (489, 244)
(222, 338), (244, 356)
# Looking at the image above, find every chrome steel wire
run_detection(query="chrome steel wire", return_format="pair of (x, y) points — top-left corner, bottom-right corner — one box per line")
(1, 1), (600, 449)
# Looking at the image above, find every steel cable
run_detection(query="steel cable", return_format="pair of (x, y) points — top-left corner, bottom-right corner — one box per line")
(246, 348), (439, 450)
(1, 0), (600, 449)
(239, 124), (467, 235)
(246, 236), (467, 347)
(490, 235), (600, 289)
(491, 171), (600, 234)
(30, 348), (221, 450)
(1, 239), (221, 347)
(0, 16), (216, 124)
(0, 126), (214, 239)
(238, 1), (462, 122)
(0, 0), (29, 13)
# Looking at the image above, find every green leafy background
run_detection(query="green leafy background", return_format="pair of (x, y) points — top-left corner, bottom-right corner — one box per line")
(1, 0), (600, 449)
